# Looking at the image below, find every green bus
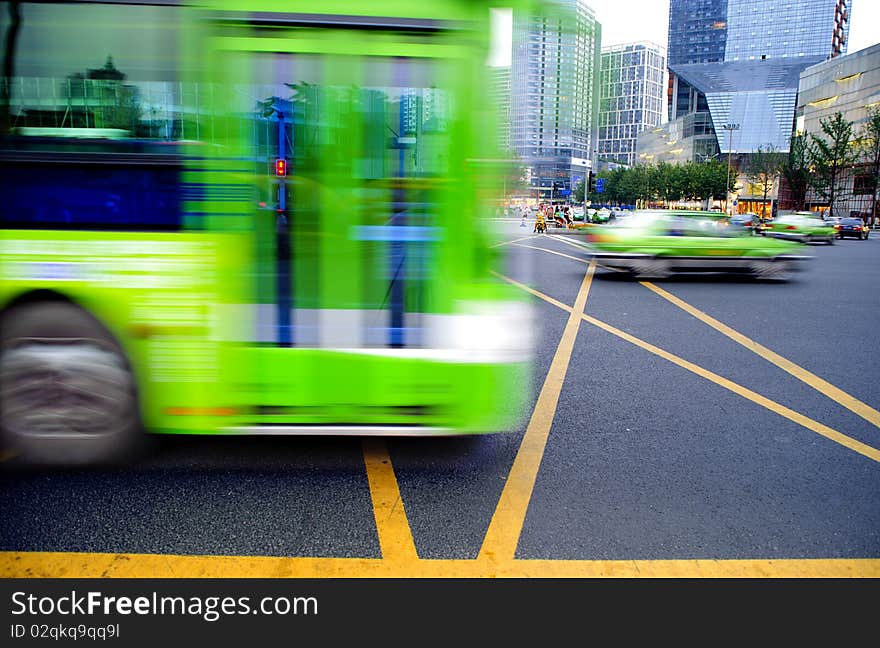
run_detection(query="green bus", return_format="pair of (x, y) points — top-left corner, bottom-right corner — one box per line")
(0, 0), (535, 464)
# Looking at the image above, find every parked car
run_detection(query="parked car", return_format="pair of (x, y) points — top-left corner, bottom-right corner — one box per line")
(580, 210), (810, 280)
(765, 212), (836, 244)
(835, 217), (870, 239)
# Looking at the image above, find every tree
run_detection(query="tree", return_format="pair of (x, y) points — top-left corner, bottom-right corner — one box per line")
(857, 106), (880, 226)
(691, 159), (731, 206)
(780, 133), (811, 211)
(652, 162), (684, 205)
(746, 144), (785, 218)
(809, 112), (860, 218)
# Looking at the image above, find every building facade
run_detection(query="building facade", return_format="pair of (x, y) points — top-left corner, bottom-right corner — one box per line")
(597, 42), (666, 167)
(509, 0), (601, 201)
(793, 43), (880, 220)
(639, 0), (851, 214)
(644, 0), (850, 167)
(489, 65), (512, 152)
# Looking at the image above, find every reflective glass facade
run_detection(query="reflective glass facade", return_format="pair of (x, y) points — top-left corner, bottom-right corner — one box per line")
(598, 42), (666, 166)
(510, 0), (601, 194)
(668, 0), (728, 66)
(660, 0), (850, 156)
(725, 0), (850, 62)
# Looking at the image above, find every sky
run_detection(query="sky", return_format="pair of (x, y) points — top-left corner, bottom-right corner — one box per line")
(589, 0), (879, 53)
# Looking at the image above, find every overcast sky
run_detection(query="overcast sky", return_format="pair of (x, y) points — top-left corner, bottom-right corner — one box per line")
(590, 0), (879, 53)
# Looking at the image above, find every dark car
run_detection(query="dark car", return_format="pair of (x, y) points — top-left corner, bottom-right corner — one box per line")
(835, 217), (870, 240)
(729, 213), (760, 235)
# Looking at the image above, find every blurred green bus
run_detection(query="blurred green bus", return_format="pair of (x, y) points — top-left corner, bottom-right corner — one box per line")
(0, 0), (535, 464)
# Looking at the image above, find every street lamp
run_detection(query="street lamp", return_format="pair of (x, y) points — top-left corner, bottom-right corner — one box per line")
(721, 123), (740, 215)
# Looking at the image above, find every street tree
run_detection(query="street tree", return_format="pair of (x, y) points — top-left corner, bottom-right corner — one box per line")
(809, 111), (860, 218)
(651, 162), (685, 206)
(780, 133), (811, 211)
(691, 159), (731, 207)
(857, 106), (880, 226)
(746, 144), (785, 218)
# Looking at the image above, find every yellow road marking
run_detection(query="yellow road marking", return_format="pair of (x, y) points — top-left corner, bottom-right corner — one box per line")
(641, 281), (880, 430)
(362, 439), (418, 562)
(510, 242), (587, 264)
(492, 234), (538, 248)
(496, 274), (880, 463)
(478, 261), (596, 564)
(4, 249), (877, 579)
(582, 313), (880, 463)
(2, 551), (877, 578)
(549, 234), (592, 251)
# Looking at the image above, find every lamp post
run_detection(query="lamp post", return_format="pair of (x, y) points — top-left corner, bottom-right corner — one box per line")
(721, 122), (740, 215)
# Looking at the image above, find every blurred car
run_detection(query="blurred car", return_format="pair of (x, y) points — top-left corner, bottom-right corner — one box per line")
(835, 217), (870, 239)
(729, 212), (760, 235)
(590, 209), (613, 224)
(581, 210), (809, 280)
(765, 212), (836, 244)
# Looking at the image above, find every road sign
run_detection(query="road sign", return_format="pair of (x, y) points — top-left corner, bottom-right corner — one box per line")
(596, 178), (605, 193)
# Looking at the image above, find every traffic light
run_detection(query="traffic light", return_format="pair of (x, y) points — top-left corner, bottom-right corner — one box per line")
(588, 172), (597, 194)
(274, 158), (287, 177)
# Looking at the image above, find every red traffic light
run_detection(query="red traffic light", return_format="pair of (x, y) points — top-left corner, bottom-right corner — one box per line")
(274, 159), (287, 176)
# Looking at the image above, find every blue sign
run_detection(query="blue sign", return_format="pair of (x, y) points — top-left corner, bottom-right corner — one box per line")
(560, 189), (571, 196)
(596, 178), (605, 193)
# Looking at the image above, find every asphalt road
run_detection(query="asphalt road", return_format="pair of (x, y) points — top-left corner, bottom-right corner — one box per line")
(2, 221), (878, 576)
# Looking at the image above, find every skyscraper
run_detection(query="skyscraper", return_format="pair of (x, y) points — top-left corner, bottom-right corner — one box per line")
(509, 0), (601, 200)
(489, 65), (512, 151)
(597, 42), (666, 167)
(642, 0), (850, 165)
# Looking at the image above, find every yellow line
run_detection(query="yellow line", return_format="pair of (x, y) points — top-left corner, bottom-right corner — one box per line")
(362, 439), (418, 562)
(497, 274), (880, 464)
(491, 271), (572, 312)
(548, 234), (592, 252)
(641, 281), (880, 430)
(585, 314), (880, 463)
(492, 234), (539, 248)
(478, 261), (596, 564)
(510, 242), (588, 264)
(2, 551), (878, 578)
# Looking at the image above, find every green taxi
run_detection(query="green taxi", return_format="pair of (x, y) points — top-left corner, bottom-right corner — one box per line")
(764, 211), (836, 244)
(580, 210), (810, 280)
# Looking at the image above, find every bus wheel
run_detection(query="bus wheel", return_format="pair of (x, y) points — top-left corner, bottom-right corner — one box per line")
(0, 301), (141, 466)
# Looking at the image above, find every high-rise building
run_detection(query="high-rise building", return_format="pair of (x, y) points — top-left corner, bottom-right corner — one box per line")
(597, 42), (666, 167)
(509, 0), (602, 200)
(641, 0), (850, 167)
(667, 0), (728, 67)
(489, 65), (512, 151)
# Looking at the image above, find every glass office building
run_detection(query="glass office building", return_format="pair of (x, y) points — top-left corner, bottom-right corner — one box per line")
(597, 42), (666, 166)
(725, 0), (850, 62)
(668, 0), (728, 66)
(509, 0), (602, 199)
(651, 0), (850, 161)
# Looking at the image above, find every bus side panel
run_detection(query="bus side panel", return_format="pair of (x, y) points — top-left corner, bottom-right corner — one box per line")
(0, 230), (250, 434)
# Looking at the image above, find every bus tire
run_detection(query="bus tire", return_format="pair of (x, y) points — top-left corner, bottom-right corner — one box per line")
(0, 301), (142, 466)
